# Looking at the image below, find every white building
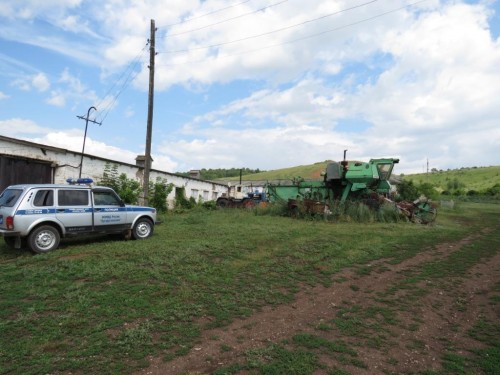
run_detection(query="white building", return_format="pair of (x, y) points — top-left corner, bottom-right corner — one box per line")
(0, 135), (228, 207)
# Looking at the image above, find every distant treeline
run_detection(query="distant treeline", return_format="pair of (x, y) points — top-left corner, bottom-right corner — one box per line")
(177, 168), (265, 180)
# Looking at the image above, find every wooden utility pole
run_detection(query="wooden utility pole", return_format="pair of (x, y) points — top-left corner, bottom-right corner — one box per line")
(143, 19), (156, 205)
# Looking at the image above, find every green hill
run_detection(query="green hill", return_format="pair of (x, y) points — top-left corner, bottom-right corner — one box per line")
(222, 163), (500, 194)
(221, 161), (332, 181)
(401, 166), (500, 193)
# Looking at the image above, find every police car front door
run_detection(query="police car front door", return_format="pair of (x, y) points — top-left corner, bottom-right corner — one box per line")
(92, 189), (128, 232)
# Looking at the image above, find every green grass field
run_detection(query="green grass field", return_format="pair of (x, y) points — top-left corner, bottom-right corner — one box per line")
(0, 203), (498, 374)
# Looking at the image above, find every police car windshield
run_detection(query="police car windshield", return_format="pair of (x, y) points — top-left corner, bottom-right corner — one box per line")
(0, 189), (23, 207)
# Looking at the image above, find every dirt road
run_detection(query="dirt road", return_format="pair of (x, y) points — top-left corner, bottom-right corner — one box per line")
(137, 229), (499, 374)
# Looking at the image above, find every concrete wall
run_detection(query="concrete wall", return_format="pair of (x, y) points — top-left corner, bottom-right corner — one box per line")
(0, 136), (228, 207)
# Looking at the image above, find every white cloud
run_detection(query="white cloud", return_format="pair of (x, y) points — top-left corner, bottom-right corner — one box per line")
(38, 132), (139, 164)
(150, 1), (500, 174)
(46, 91), (66, 107)
(0, 117), (143, 166)
(1, 1), (499, 176)
(0, 0), (83, 19)
(0, 118), (48, 136)
(0, 91), (9, 100)
(10, 72), (50, 92)
(45, 68), (98, 107)
(32, 72), (50, 92)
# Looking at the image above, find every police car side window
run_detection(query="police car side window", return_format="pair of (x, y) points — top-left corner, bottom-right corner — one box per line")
(58, 190), (89, 206)
(0, 189), (22, 207)
(93, 191), (121, 206)
(33, 190), (54, 207)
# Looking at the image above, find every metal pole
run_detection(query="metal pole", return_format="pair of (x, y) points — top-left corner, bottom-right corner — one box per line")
(78, 106), (98, 178)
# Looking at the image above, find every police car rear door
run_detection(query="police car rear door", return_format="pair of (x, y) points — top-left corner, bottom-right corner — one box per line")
(55, 188), (92, 233)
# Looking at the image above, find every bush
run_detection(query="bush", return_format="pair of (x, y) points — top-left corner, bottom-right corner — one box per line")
(397, 180), (419, 201)
(174, 187), (195, 209)
(201, 201), (217, 210)
(484, 183), (500, 196)
(99, 163), (141, 204)
(418, 182), (439, 200)
(148, 177), (173, 213)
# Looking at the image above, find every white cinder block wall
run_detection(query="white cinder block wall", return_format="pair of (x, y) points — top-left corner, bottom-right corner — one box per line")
(0, 136), (228, 208)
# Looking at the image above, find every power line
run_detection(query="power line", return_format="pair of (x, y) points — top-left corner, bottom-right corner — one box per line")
(95, 44), (148, 110)
(157, 0), (252, 29)
(156, 0), (426, 67)
(157, 0), (379, 55)
(158, 0), (289, 39)
(94, 44), (149, 124)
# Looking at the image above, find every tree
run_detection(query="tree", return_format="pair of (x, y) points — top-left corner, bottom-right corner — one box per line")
(101, 162), (120, 191)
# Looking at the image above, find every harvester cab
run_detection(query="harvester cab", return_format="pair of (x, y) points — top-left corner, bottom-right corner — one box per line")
(324, 150), (399, 203)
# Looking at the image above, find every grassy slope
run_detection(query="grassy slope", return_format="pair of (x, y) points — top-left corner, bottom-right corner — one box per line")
(221, 161), (332, 181)
(401, 166), (500, 192)
(223, 162), (500, 192)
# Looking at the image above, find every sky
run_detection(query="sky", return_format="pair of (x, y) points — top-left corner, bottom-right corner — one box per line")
(0, 0), (499, 176)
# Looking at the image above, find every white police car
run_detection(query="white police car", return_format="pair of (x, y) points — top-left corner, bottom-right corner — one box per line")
(0, 178), (157, 253)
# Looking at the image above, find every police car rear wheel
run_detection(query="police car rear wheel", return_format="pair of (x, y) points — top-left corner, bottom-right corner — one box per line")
(132, 218), (154, 240)
(28, 225), (60, 253)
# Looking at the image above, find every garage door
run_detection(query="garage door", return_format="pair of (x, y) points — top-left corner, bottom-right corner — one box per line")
(0, 155), (53, 192)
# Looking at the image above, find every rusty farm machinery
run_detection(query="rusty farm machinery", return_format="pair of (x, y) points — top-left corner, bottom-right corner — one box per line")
(265, 151), (437, 224)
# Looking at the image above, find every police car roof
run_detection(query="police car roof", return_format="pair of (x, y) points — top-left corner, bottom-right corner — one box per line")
(5, 183), (111, 190)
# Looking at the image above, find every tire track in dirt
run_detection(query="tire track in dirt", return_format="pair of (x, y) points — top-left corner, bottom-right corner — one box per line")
(135, 229), (498, 375)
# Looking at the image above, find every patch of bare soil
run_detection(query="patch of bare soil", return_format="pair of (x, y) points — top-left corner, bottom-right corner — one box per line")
(136, 230), (499, 375)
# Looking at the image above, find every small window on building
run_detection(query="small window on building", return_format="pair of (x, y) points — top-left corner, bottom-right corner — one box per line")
(58, 190), (89, 206)
(191, 189), (199, 199)
(203, 190), (209, 200)
(212, 191), (218, 200)
(33, 190), (54, 207)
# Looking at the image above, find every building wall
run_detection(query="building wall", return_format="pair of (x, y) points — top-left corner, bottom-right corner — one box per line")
(0, 136), (228, 207)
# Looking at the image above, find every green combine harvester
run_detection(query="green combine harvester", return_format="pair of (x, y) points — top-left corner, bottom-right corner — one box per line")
(266, 150), (437, 224)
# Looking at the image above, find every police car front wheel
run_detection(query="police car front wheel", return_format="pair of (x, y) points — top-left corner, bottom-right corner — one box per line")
(132, 218), (154, 240)
(28, 225), (61, 253)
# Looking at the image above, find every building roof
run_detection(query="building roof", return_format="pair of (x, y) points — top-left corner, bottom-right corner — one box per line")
(0, 135), (227, 187)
